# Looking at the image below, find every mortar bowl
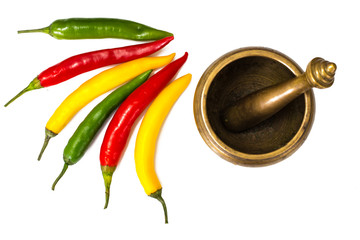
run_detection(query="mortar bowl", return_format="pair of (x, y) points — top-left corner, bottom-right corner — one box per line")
(193, 47), (315, 166)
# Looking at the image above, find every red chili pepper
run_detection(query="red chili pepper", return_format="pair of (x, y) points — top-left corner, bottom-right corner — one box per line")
(4, 36), (174, 107)
(100, 52), (188, 209)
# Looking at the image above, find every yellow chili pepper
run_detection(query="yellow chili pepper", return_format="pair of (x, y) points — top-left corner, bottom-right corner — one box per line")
(38, 53), (175, 160)
(134, 74), (191, 223)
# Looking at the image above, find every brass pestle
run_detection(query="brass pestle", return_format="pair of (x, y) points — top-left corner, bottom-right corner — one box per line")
(222, 58), (337, 132)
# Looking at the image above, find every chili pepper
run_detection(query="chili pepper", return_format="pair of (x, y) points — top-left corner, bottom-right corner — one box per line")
(18, 18), (173, 41)
(135, 74), (191, 224)
(4, 36), (173, 107)
(51, 70), (152, 190)
(37, 53), (175, 161)
(100, 52), (188, 210)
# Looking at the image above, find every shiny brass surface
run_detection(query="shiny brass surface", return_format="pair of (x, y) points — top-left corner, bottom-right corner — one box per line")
(222, 58), (336, 132)
(194, 47), (323, 166)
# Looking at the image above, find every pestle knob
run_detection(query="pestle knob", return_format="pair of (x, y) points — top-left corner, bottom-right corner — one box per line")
(222, 58), (336, 132)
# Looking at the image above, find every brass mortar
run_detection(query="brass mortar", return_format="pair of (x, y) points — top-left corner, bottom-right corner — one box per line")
(193, 47), (335, 167)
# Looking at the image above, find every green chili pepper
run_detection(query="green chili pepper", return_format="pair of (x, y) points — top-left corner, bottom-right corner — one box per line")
(51, 70), (152, 190)
(18, 18), (173, 41)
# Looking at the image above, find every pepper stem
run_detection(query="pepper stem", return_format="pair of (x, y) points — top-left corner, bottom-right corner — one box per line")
(52, 163), (69, 190)
(150, 189), (168, 224)
(103, 173), (113, 209)
(101, 165), (116, 209)
(18, 27), (50, 35)
(4, 77), (42, 107)
(38, 128), (57, 161)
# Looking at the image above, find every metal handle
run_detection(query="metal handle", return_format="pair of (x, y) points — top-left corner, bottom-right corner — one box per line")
(222, 58), (337, 132)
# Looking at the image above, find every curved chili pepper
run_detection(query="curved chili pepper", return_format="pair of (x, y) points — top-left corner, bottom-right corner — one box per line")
(37, 54), (175, 161)
(18, 18), (173, 41)
(100, 52), (188, 209)
(51, 70), (152, 190)
(4, 36), (173, 107)
(135, 74), (191, 223)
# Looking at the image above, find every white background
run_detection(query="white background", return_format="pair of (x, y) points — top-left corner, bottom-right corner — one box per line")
(0, 0), (359, 239)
